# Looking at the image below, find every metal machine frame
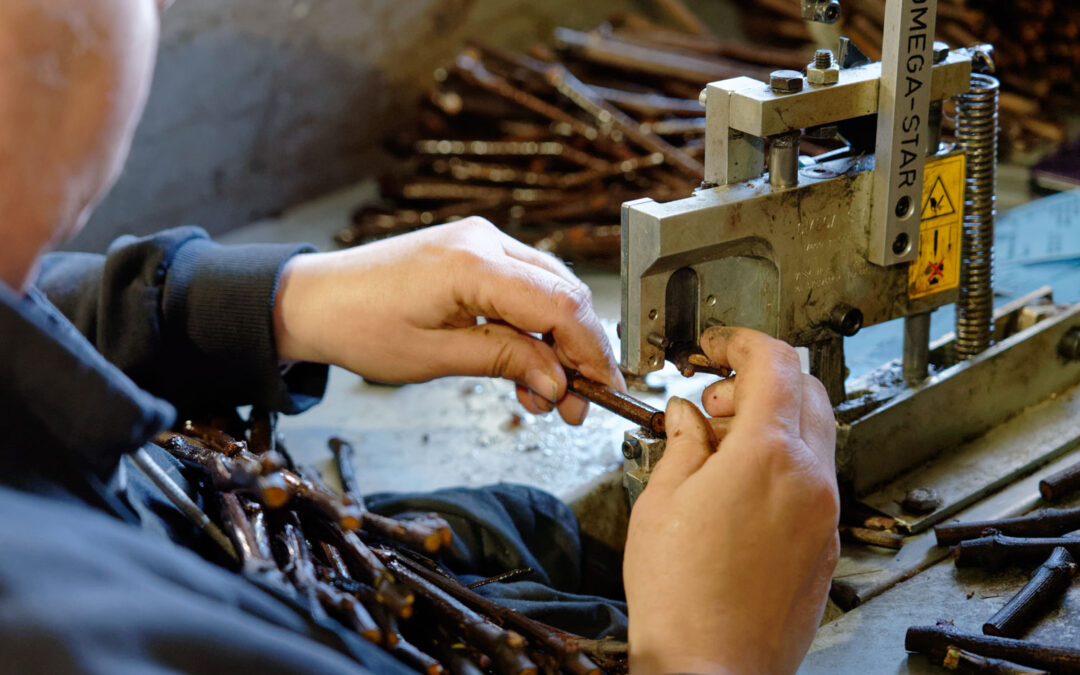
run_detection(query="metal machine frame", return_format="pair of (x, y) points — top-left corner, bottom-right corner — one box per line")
(619, 1), (1080, 523)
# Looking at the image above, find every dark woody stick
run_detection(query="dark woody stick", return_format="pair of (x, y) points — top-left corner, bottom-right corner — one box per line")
(388, 637), (445, 675)
(328, 438), (453, 554)
(936, 507), (1080, 547)
(333, 526), (416, 619)
(452, 50), (600, 142)
(955, 534), (1080, 570)
(182, 420), (247, 456)
(542, 62), (705, 180)
(905, 624), (1080, 673)
(247, 408), (276, 455)
(219, 492), (281, 579)
(654, 0), (712, 36)
(382, 549), (610, 675)
(983, 547), (1077, 638)
(128, 448), (238, 562)
(565, 368), (666, 436)
(382, 556), (538, 675)
(1039, 460), (1080, 502)
(154, 432), (288, 506)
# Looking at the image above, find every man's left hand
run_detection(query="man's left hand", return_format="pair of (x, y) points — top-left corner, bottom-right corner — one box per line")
(272, 217), (624, 425)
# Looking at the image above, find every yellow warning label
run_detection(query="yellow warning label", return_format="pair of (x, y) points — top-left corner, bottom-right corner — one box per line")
(908, 153), (965, 299)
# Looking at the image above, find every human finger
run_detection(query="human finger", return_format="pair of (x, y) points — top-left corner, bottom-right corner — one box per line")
(516, 384), (553, 415)
(799, 374), (837, 471)
(556, 393), (589, 426)
(644, 398), (717, 493)
(467, 258), (622, 391)
(699, 327), (804, 436)
(429, 322), (567, 403)
(701, 376), (736, 417)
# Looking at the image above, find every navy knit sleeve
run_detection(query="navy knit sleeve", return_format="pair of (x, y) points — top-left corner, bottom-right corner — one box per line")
(34, 226), (328, 415)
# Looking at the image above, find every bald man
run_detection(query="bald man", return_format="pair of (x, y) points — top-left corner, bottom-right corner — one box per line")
(0, 1), (839, 673)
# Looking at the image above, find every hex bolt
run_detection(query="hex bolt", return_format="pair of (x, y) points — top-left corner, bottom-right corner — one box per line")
(1058, 327), (1080, 361)
(770, 70), (804, 94)
(622, 437), (641, 460)
(814, 49), (833, 69)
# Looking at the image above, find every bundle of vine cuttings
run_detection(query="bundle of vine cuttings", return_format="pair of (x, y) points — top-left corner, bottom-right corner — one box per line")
(143, 410), (626, 674)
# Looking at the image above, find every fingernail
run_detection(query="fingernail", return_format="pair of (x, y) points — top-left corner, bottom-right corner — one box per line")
(665, 397), (689, 428)
(563, 394), (588, 425)
(529, 391), (555, 413)
(702, 325), (735, 344)
(526, 369), (559, 404)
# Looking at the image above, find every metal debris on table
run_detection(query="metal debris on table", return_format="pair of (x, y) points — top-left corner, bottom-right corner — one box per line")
(336, 1), (840, 269)
(143, 411), (627, 674)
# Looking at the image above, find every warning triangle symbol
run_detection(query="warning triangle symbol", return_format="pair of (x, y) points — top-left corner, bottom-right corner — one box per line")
(922, 176), (955, 219)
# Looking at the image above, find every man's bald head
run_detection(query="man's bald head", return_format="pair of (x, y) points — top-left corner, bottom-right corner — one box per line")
(0, 0), (160, 290)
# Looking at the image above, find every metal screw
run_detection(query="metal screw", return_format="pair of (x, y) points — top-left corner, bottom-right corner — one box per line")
(933, 41), (950, 65)
(1058, 327), (1080, 361)
(698, 88), (708, 108)
(770, 70), (804, 94)
(814, 49), (833, 69)
(622, 437), (641, 460)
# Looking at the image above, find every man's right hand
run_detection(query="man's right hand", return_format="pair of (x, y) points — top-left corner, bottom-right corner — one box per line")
(623, 327), (840, 675)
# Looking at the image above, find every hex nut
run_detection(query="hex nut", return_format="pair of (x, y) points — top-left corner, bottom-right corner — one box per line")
(770, 69), (804, 94)
(807, 64), (840, 86)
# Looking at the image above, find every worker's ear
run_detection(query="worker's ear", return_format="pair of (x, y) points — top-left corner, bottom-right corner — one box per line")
(645, 398), (716, 493)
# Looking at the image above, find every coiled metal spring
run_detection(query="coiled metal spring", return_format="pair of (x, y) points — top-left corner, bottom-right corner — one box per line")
(954, 73), (999, 359)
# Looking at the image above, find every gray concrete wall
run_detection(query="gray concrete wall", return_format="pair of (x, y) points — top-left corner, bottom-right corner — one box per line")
(69, 0), (735, 251)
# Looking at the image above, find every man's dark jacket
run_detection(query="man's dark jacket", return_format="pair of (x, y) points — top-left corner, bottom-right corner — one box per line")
(0, 227), (626, 674)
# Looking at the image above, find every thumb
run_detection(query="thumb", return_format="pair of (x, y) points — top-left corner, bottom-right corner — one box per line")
(646, 398), (717, 493)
